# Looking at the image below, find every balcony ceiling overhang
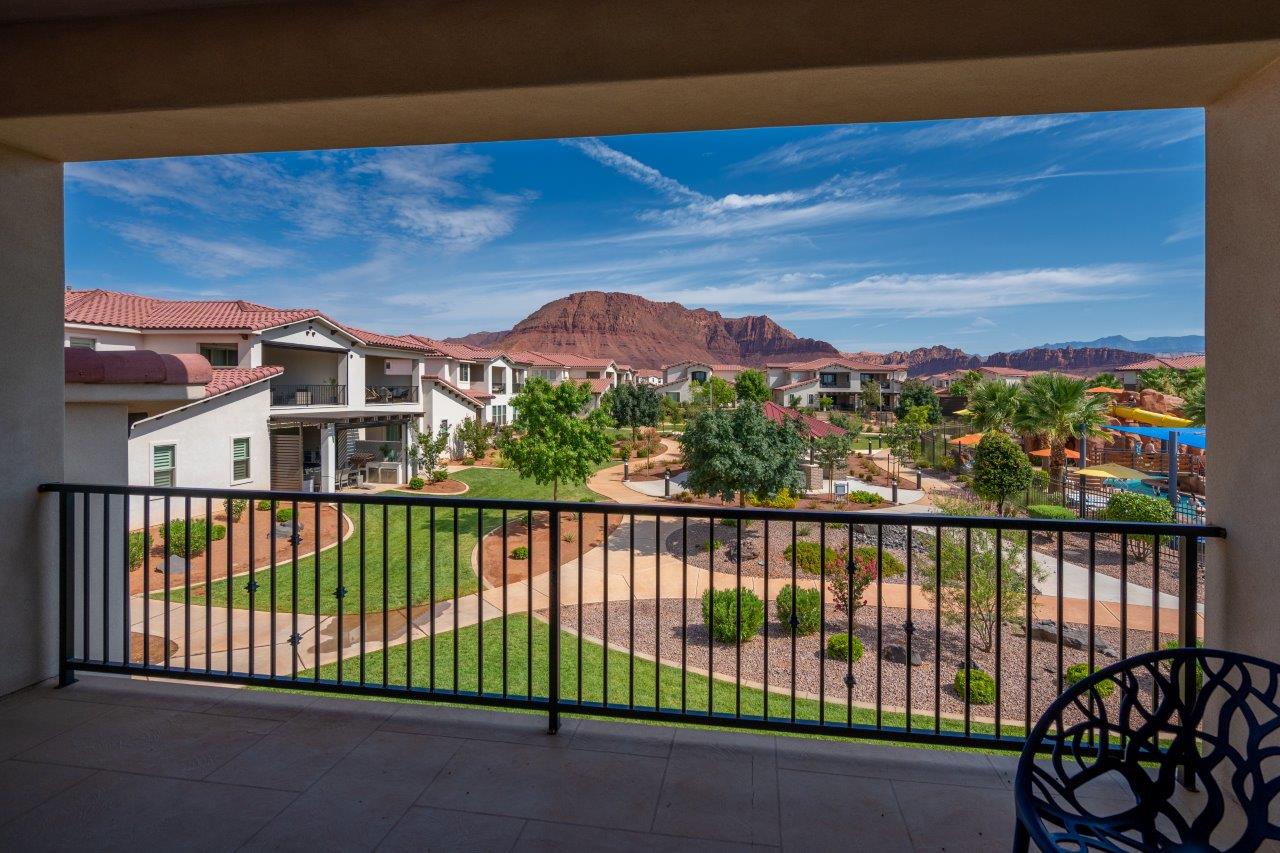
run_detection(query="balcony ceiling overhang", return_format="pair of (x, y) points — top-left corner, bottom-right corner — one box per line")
(1, 0), (1279, 161)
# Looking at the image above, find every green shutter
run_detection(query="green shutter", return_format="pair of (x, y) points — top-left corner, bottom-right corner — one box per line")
(232, 437), (250, 481)
(153, 445), (175, 487)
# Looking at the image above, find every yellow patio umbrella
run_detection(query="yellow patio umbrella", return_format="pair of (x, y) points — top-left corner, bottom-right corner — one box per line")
(948, 432), (985, 446)
(954, 408), (973, 416)
(1074, 463), (1149, 480)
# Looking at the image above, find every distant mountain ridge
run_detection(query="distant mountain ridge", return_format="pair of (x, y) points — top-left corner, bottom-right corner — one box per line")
(844, 345), (1153, 377)
(1030, 334), (1204, 356)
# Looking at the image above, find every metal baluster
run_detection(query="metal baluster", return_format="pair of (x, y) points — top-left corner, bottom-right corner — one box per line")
(336, 500), (345, 684)
(655, 514), (661, 712)
(58, 492), (75, 685)
(875, 524), (884, 730)
(452, 507), (459, 694)
(102, 494), (110, 665)
(1119, 533), (1129, 661)
(629, 513), (636, 710)
(269, 498), (276, 680)
(1152, 544), (1161, 652)
(845, 522), (852, 728)
(1024, 527), (1033, 737)
(764, 518), (771, 722)
(245, 500), (253, 676)
(736, 516), (743, 720)
(122, 494), (130, 670)
(205, 497), (212, 673)
(476, 507), (483, 696)
(906, 524), (913, 733)
(381, 503), (388, 689)
(358, 503), (365, 686)
(994, 527), (1001, 739)
(82, 494), (91, 666)
(1177, 534), (1200, 790)
(1087, 531), (1097, 738)
(501, 508), (508, 698)
(681, 515), (687, 715)
(935, 524), (942, 735)
(292, 498), (300, 681)
(1056, 530), (1064, 724)
(548, 509), (561, 733)
(429, 505), (436, 692)
(709, 514), (715, 718)
(404, 504), (411, 690)
(578, 511), (584, 706)
(963, 526), (972, 738)
(164, 496), (171, 671)
(525, 510), (532, 698)
(183, 496), (192, 671)
(603, 511), (609, 706)
(790, 518), (797, 724)
(818, 522), (826, 727)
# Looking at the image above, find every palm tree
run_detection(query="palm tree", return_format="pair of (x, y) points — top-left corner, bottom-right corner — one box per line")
(1182, 381), (1205, 426)
(965, 379), (1022, 433)
(1013, 373), (1112, 484)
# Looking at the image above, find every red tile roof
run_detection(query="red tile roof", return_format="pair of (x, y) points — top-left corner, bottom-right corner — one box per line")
(414, 337), (505, 361)
(767, 357), (906, 372)
(340, 325), (440, 354)
(587, 377), (614, 394)
(1116, 355), (1206, 371)
(662, 360), (748, 373)
(423, 376), (486, 409)
(773, 378), (820, 392)
(761, 401), (847, 437)
(204, 366), (282, 398)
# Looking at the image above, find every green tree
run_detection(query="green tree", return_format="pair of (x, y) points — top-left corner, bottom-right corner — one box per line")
(818, 394), (833, 411)
(408, 424), (451, 481)
(1173, 366), (1205, 399)
(787, 394), (802, 408)
(733, 368), (771, 403)
(693, 376), (736, 410)
(966, 379), (1023, 434)
(1089, 372), (1120, 388)
(1138, 367), (1177, 394)
(605, 381), (661, 440)
(860, 382), (882, 412)
(894, 379), (941, 423)
(948, 369), (984, 399)
(1013, 373), (1111, 485)
(1182, 381), (1205, 425)
(681, 402), (805, 506)
(971, 431), (1032, 516)
(884, 405), (931, 476)
(498, 378), (613, 500)
(456, 417), (493, 460)
(812, 432), (854, 499)
(659, 394), (682, 425)
(1100, 491), (1175, 559)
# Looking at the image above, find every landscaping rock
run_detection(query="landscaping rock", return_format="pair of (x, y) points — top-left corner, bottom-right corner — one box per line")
(1029, 619), (1118, 659)
(727, 541), (761, 562)
(883, 644), (927, 666)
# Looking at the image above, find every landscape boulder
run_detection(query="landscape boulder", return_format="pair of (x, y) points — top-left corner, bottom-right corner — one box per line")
(1029, 619), (1118, 658)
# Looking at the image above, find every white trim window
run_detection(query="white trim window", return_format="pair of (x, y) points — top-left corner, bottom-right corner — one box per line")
(458, 363), (471, 383)
(152, 444), (176, 487)
(199, 343), (239, 367)
(231, 436), (251, 483)
(68, 336), (96, 349)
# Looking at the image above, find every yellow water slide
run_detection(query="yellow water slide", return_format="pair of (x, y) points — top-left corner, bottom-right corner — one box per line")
(1110, 406), (1194, 428)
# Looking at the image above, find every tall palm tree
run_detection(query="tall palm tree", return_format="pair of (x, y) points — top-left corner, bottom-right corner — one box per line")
(965, 379), (1022, 433)
(1013, 373), (1112, 484)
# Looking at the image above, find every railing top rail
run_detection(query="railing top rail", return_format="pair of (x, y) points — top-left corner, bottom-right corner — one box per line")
(36, 481), (1225, 537)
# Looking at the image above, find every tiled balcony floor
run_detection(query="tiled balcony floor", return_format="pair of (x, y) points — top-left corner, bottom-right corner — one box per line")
(0, 674), (1040, 851)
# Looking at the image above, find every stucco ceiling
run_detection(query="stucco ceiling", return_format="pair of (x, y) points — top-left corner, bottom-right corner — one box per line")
(0, 0), (284, 24)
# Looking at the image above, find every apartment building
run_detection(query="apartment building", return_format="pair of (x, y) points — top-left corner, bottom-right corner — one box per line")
(659, 361), (747, 402)
(1116, 355), (1207, 390)
(765, 357), (907, 411)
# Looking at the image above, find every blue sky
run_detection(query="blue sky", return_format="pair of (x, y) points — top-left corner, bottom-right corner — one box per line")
(65, 109), (1204, 354)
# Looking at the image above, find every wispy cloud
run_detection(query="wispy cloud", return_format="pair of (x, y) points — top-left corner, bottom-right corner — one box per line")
(1164, 210), (1204, 245)
(114, 223), (295, 278)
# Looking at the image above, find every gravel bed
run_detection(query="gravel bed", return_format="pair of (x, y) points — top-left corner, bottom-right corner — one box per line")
(555, 598), (1173, 727)
(1032, 531), (1201, 602)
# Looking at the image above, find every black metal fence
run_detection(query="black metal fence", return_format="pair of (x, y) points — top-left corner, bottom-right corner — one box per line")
(270, 383), (347, 407)
(365, 384), (419, 404)
(42, 483), (1222, 749)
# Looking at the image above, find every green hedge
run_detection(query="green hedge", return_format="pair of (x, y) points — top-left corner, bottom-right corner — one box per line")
(954, 667), (996, 705)
(775, 585), (821, 636)
(701, 587), (765, 643)
(826, 633), (864, 663)
(1027, 504), (1077, 520)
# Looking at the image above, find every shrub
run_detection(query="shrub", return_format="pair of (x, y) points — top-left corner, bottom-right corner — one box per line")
(1162, 639), (1205, 690)
(275, 507), (295, 524)
(1028, 504), (1076, 520)
(848, 490), (883, 505)
(775, 585), (822, 635)
(749, 487), (797, 509)
(128, 530), (146, 570)
(826, 633), (864, 663)
(562, 532), (574, 543)
(1030, 467), (1051, 492)
(701, 587), (765, 643)
(225, 498), (247, 522)
(407, 476), (426, 490)
(461, 455), (476, 465)
(704, 539), (724, 552)
(718, 517), (737, 527)
(1099, 491), (1175, 559)
(850, 546), (906, 579)
(1065, 663), (1116, 698)
(430, 469), (448, 483)
(783, 540), (839, 575)
(510, 545), (530, 560)
(165, 518), (226, 558)
(256, 499), (271, 511)
(796, 523), (814, 536)
(830, 547), (878, 617)
(954, 667), (996, 705)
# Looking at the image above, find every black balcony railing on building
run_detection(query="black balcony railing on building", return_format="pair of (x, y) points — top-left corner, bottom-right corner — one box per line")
(365, 385), (419, 405)
(270, 384), (347, 407)
(42, 483), (1221, 748)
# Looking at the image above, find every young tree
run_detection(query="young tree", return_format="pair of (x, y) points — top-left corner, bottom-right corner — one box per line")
(818, 394), (834, 411)
(971, 430), (1032, 516)
(734, 368), (771, 403)
(1182, 381), (1205, 426)
(812, 432), (854, 499)
(681, 402), (805, 505)
(659, 393), (682, 426)
(1013, 373), (1111, 485)
(693, 376), (736, 410)
(498, 378), (613, 500)
(966, 379), (1023, 434)
(860, 382), (882, 412)
(606, 382), (661, 440)
(894, 379), (941, 423)
(408, 424), (451, 481)
(787, 394), (802, 408)
(948, 369), (984, 400)
(456, 417), (493, 460)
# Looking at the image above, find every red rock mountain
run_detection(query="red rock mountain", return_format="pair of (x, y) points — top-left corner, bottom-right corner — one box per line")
(450, 291), (839, 369)
(847, 345), (1153, 376)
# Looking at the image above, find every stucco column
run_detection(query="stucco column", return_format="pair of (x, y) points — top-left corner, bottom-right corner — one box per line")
(0, 144), (64, 693)
(319, 422), (336, 493)
(1204, 58), (1280, 660)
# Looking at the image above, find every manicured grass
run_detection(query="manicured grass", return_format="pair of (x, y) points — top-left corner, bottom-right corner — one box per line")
(297, 613), (1014, 741)
(165, 467), (606, 615)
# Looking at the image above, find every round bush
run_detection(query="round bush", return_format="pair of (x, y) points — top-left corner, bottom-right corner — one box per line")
(826, 633), (864, 663)
(849, 546), (906, 579)
(701, 587), (765, 643)
(954, 667), (996, 705)
(165, 518), (226, 558)
(256, 499), (272, 511)
(1064, 663), (1115, 698)
(275, 507), (295, 524)
(510, 545), (530, 560)
(430, 470), (448, 483)
(775, 585), (821, 636)
(1027, 504), (1076, 520)
(783, 540), (839, 575)
(848, 490), (884, 505)
(407, 476), (425, 490)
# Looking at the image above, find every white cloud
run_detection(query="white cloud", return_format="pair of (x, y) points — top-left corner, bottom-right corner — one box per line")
(1164, 210), (1204, 245)
(114, 223), (295, 278)
(561, 138), (707, 204)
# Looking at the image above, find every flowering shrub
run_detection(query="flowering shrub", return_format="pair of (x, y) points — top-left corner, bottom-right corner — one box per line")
(829, 547), (878, 618)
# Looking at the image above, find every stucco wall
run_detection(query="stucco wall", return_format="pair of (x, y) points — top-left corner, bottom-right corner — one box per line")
(424, 387), (481, 459)
(260, 344), (346, 388)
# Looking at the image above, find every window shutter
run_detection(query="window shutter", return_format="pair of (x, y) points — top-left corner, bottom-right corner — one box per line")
(232, 437), (250, 481)
(153, 445), (175, 487)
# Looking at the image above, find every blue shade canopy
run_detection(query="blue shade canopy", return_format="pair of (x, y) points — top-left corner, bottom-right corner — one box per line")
(1106, 425), (1206, 449)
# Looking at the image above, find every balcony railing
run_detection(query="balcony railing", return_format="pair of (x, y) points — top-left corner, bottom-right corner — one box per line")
(364, 384), (419, 405)
(270, 383), (346, 407)
(491, 383), (506, 394)
(42, 482), (1221, 748)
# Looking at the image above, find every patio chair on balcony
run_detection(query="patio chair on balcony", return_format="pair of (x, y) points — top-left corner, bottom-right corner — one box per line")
(1014, 648), (1280, 851)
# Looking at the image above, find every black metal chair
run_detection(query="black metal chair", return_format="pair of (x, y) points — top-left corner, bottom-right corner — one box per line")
(1014, 648), (1280, 851)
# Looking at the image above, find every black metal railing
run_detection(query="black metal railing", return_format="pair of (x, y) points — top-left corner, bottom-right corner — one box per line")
(270, 384), (347, 407)
(41, 483), (1222, 748)
(364, 385), (419, 405)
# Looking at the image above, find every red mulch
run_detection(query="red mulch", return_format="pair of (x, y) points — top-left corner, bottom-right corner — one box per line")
(480, 511), (624, 586)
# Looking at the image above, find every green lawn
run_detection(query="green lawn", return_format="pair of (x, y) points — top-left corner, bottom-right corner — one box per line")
(297, 613), (1014, 740)
(165, 466), (606, 616)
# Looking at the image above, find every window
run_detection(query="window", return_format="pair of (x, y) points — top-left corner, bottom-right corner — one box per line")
(458, 363), (471, 383)
(491, 405), (508, 426)
(199, 343), (238, 367)
(68, 336), (96, 349)
(152, 444), (176, 487)
(691, 370), (708, 383)
(585, 371), (600, 379)
(820, 372), (839, 387)
(231, 437), (250, 482)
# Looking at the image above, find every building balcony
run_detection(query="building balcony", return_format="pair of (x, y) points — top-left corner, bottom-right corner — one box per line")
(269, 383), (347, 407)
(364, 384), (419, 405)
(490, 383), (506, 394)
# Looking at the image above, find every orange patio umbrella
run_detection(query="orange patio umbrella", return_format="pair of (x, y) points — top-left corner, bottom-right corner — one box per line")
(947, 433), (985, 446)
(1029, 447), (1080, 459)
(1086, 386), (1125, 394)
